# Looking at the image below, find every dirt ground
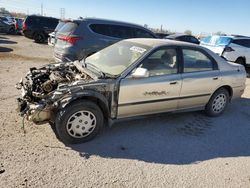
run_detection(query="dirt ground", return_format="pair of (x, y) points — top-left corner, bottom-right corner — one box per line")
(0, 35), (250, 188)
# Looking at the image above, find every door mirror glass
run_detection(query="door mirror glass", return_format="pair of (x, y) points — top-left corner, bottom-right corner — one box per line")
(131, 67), (149, 78)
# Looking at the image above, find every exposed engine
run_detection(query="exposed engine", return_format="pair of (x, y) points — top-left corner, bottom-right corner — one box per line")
(16, 61), (94, 123)
(17, 62), (93, 102)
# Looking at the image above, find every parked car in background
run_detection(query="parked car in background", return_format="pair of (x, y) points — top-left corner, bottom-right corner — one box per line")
(0, 16), (15, 25)
(54, 18), (157, 62)
(155, 32), (169, 39)
(16, 39), (246, 144)
(23, 15), (59, 43)
(165, 33), (200, 44)
(48, 19), (71, 46)
(200, 35), (250, 67)
(0, 19), (15, 34)
(14, 18), (24, 34)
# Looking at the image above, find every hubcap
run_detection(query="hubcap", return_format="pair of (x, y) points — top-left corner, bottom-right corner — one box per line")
(212, 94), (227, 113)
(66, 111), (96, 138)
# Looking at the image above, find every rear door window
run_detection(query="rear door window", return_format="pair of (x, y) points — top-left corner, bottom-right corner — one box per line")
(182, 49), (215, 73)
(90, 24), (134, 39)
(134, 28), (155, 38)
(90, 24), (110, 36)
(109, 25), (134, 39)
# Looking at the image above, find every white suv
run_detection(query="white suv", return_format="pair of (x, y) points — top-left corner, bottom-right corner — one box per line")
(200, 35), (250, 67)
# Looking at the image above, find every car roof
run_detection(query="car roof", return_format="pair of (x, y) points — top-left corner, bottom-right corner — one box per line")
(75, 17), (150, 29)
(124, 38), (199, 48)
(27, 15), (58, 20)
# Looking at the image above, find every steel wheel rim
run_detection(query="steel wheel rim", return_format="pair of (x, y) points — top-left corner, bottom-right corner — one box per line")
(212, 94), (227, 113)
(66, 110), (96, 138)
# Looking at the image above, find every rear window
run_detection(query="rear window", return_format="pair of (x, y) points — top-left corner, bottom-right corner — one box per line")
(201, 36), (232, 46)
(89, 24), (155, 39)
(57, 22), (78, 35)
(134, 28), (155, 38)
(90, 24), (135, 39)
(55, 21), (66, 32)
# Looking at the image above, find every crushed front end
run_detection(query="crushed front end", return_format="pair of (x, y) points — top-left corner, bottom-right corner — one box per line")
(16, 61), (95, 124)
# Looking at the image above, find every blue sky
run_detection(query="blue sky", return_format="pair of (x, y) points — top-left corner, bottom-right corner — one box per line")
(1, 0), (250, 35)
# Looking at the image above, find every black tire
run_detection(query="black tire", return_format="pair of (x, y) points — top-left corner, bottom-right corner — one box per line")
(235, 58), (245, 66)
(34, 33), (45, 43)
(8, 27), (15, 34)
(55, 100), (104, 144)
(205, 88), (229, 117)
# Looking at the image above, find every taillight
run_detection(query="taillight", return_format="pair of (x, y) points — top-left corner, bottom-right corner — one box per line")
(58, 36), (81, 44)
(224, 46), (235, 52)
(23, 22), (27, 30)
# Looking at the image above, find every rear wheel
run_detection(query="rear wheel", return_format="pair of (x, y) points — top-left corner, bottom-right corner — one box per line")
(55, 100), (104, 144)
(205, 88), (229, 117)
(34, 33), (45, 43)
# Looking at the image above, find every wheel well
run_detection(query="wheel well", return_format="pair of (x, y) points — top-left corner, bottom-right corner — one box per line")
(236, 57), (246, 65)
(216, 85), (233, 99)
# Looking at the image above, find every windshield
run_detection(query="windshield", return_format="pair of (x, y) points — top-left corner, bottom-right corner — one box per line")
(201, 36), (232, 46)
(84, 41), (150, 76)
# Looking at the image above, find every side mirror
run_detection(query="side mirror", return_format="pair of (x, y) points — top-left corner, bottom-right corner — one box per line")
(131, 67), (149, 78)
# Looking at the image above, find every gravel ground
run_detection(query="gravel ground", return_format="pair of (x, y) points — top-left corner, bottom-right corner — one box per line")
(0, 35), (250, 188)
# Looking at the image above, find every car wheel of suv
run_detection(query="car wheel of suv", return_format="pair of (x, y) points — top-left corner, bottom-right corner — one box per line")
(8, 27), (15, 34)
(205, 88), (229, 117)
(55, 100), (104, 144)
(235, 58), (245, 67)
(34, 33), (45, 43)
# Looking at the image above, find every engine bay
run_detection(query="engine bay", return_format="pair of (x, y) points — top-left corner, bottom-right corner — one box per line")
(16, 62), (93, 103)
(16, 61), (95, 123)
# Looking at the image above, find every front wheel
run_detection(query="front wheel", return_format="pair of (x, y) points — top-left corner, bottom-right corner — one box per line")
(55, 100), (104, 144)
(205, 88), (229, 117)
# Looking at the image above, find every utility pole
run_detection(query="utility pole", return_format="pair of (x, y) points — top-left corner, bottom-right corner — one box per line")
(60, 8), (65, 19)
(41, 3), (43, 16)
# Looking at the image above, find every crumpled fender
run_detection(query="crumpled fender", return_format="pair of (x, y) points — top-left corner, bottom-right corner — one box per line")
(57, 89), (110, 117)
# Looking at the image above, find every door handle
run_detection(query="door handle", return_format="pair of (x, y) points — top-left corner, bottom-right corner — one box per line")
(170, 81), (178, 85)
(213, 77), (218, 80)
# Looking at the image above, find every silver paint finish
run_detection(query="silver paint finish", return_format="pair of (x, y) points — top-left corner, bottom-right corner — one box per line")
(116, 39), (246, 119)
(118, 74), (182, 118)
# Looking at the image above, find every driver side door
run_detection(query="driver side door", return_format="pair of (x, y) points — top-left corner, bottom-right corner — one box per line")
(117, 47), (182, 118)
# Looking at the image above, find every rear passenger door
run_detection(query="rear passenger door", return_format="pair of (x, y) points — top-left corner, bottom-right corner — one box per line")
(178, 48), (221, 109)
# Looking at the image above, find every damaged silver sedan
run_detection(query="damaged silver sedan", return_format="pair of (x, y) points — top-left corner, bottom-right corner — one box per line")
(16, 39), (246, 144)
